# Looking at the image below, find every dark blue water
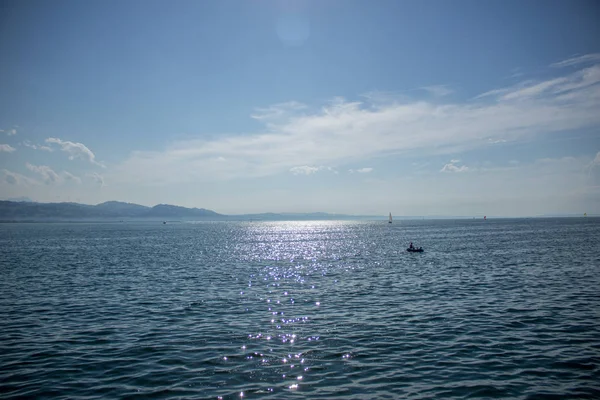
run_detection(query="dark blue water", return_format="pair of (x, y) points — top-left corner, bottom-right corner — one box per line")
(1, 219), (599, 399)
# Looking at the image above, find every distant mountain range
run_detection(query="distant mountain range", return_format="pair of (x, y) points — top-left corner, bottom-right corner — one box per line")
(0, 200), (221, 221)
(0, 200), (593, 221)
(0, 200), (373, 221)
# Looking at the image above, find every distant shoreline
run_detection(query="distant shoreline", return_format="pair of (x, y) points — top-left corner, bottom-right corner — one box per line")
(1, 216), (597, 224)
(1, 200), (596, 221)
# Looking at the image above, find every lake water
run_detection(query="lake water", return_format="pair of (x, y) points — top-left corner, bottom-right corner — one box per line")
(1, 219), (599, 399)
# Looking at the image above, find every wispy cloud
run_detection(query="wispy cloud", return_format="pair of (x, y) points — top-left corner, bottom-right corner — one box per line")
(509, 67), (524, 79)
(45, 138), (104, 167)
(551, 53), (600, 68)
(587, 151), (600, 181)
(4, 128), (17, 136)
(251, 101), (307, 122)
(22, 141), (53, 151)
(87, 172), (105, 186)
(0, 144), (16, 152)
(290, 166), (320, 175)
(62, 171), (82, 184)
(349, 167), (374, 174)
(289, 165), (337, 175)
(109, 54), (600, 185)
(26, 163), (61, 184)
(23, 163), (82, 185)
(421, 85), (453, 97)
(1, 169), (37, 186)
(440, 160), (469, 173)
(495, 65), (600, 101)
(488, 138), (507, 144)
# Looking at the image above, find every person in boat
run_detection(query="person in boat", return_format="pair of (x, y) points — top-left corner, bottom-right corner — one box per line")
(409, 242), (414, 249)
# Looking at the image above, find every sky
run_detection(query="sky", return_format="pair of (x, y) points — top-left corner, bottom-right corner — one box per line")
(1, 0), (600, 216)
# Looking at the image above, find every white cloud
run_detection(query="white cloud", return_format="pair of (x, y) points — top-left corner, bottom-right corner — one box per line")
(62, 171), (82, 184)
(474, 87), (513, 100)
(551, 53), (600, 68)
(23, 141), (53, 151)
(441, 161), (469, 173)
(1, 169), (37, 186)
(45, 137), (104, 167)
(108, 55), (600, 185)
(290, 166), (320, 175)
(23, 164), (80, 185)
(289, 165), (339, 175)
(501, 77), (570, 101)
(488, 138), (507, 144)
(5, 128), (17, 136)
(355, 167), (373, 173)
(421, 85), (453, 97)
(26, 163), (61, 184)
(509, 67), (524, 79)
(251, 101), (307, 122)
(0, 144), (16, 152)
(496, 65), (600, 101)
(87, 172), (105, 186)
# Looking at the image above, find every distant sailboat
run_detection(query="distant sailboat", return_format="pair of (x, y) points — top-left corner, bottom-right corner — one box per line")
(389, 212), (392, 224)
(584, 212), (587, 217)
(484, 215), (487, 220)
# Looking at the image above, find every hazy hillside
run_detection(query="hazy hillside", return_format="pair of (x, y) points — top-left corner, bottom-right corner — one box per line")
(0, 200), (374, 221)
(0, 201), (222, 220)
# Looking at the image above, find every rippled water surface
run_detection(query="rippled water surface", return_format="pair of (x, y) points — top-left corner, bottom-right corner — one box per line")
(1, 219), (600, 399)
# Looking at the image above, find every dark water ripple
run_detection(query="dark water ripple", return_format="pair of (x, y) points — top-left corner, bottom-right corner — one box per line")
(1, 218), (600, 399)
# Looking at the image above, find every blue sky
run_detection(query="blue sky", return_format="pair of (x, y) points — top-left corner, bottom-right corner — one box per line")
(1, 0), (600, 216)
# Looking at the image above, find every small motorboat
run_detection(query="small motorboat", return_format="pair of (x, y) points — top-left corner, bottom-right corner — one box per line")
(406, 247), (424, 253)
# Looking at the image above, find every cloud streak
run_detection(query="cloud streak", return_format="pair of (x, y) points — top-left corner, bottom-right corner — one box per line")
(23, 141), (53, 152)
(110, 55), (600, 185)
(62, 171), (82, 184)
(290, 166), (321, 175)
(289, 166), (337, 175)
(421, 85), (453, 97)
(1, 169), (36, 186)
(551, 53), (600, 68)
(26, 163), (61, 184)
(87, 172), (105, 186)
(441, 161), (469, 173)
(349, 167), (374, 174)
(25, 163), (82, 185)
(45, 138), (104, 167)
(0, 144), (16, 152)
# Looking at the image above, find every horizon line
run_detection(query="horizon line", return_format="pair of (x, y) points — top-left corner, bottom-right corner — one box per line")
(1, 199), (596, 219)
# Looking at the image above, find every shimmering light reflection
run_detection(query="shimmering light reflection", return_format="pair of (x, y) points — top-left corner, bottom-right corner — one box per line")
(213, 221), (373, 395)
